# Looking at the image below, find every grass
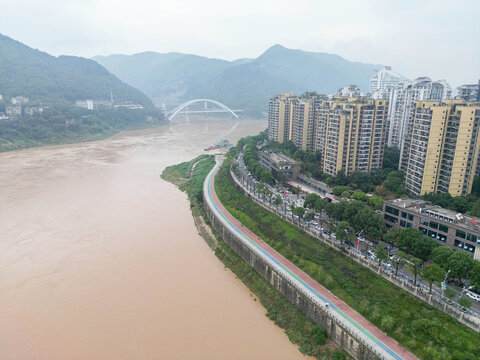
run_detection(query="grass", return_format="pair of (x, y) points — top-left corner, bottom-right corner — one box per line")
(214, 157), (480, 360)
(162, 155), (345, 359)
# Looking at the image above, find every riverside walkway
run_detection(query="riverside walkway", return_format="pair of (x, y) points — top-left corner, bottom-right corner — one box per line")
(204, 156), (418, 360)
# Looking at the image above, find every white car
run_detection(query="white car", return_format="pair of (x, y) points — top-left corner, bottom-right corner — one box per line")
(465, 291), (480, 302)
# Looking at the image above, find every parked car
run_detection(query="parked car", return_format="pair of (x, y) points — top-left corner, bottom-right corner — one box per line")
(344, 241), (354, 247)
(465, 291), (480, 302)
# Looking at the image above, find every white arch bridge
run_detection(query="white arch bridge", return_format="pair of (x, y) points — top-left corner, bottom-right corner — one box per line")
(167, 99), (243, 121)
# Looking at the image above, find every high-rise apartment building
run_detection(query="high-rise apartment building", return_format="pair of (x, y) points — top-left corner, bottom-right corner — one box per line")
(369, 66), (406, 97)
(384, 77), (452, 171)
(456, 80), (480, 102)
(314, 98), (388, 176)
(291, 97), (318, 151)
(403, 100), (480, 197)
(267, 93), (296, 143)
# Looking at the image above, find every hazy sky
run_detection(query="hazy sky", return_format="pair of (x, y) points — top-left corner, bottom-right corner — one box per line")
(1, 0), (479, 86)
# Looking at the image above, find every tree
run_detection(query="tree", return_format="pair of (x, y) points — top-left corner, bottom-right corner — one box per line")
(444, 288), (456, 301)
(375, 243), (388, 264)
(392, 251), (407, 275)
(408, 257), (422, 286)
(431, 246), (453, 270)
(304, 211), (315, 222)
(469, 260), (480, 289)
(303, 193), (320, 209)
(384, 227), (401, 246)
(421, 263), (445, 293)
(412, 236), (438, 262)
(292, 206), (306, 219)
(367, 195), (384, 210)
(448, 251), (474, 280)
(458, 296), (473, 310)
(352, 190), (368, 202)
(332, 185), (350, 197)
(336, 221), (354, 244)
(273, 196), (282, 207)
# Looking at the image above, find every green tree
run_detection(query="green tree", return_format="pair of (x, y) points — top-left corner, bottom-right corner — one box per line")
(469, 261), (480, 289)
(375, 243), (388, 264)
(304, 211), (315, 222)
(292, 206), (306, 219)
(408, 257), (422, 286)
(336, 221), (354, 244)
(367, 195), (384, 210)
(448, 251), (474, 280)
(421, 264), (446, 293)
(431, 246), (453, 270)
(332, 185), (350, 196)
(273, 196), (282, 207)
(444, 288), (456, 301)
(352, 190), (368, 202)
(458, 296), (473, 310)
(392, 251), (407, 275)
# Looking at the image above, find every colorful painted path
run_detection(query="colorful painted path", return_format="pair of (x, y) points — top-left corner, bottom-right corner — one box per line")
(204, 157), (418, 360)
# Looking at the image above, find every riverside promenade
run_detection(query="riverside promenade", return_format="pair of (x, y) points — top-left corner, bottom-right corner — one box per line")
(204, 156), (418, 360)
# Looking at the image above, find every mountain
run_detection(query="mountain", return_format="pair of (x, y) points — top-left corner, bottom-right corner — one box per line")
(0, 34), (164, 152)
(0, 34), (154, 108)
(93, 45), (382, 114)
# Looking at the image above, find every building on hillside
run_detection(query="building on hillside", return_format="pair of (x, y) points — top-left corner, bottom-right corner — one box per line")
(23, 107), (44, 116)
(76, 99), (112, 110)
(383, 198), (480, 260)
(314, 98), (388, 176)
(401, 100), (480, 197)
(11, 96), (29, 105)
(336, 85), (365, 98)
(259, 151), (301, 180)
(369, 66), (406, 96)
(456, 80), (480, 102)
(6, 106), (22, 117)
(386, 77), (452, 159)
(0, 94), (3, 101)
(268, 93), (296, 143)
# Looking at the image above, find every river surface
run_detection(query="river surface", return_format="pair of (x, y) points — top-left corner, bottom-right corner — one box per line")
(0, 119), (309, 360)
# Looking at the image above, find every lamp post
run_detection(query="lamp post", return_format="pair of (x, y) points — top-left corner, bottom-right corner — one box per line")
(442, 269), (451, 297)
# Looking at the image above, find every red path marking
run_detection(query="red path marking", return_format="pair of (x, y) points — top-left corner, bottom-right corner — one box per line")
(209, 161), (418, 360)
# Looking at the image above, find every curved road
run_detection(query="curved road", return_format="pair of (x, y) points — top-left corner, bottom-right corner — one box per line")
(205, 157), (418, 360)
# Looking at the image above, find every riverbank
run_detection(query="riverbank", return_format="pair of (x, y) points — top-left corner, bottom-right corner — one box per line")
(0, 110), (166, 153)
(161, 155), (344, 360)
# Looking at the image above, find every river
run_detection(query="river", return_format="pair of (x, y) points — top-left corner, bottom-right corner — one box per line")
(0, 119), (310, 360)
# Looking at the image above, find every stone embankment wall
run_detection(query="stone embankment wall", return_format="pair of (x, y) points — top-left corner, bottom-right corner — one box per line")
(204, 195), (382, 359)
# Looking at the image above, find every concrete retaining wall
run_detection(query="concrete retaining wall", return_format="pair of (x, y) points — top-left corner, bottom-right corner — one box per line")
(203, 194), (382, 359)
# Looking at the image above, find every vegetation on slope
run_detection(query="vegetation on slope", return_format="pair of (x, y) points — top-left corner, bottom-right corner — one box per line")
(94, 44), (381, 114)
(161, 155), (345, 359)
(215, 155), (480, 360)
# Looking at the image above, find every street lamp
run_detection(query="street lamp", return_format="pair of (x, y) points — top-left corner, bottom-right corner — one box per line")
(442, 269), (451, 297)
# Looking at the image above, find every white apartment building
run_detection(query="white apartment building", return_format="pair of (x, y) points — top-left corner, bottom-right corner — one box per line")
(369, 66), (406, 96)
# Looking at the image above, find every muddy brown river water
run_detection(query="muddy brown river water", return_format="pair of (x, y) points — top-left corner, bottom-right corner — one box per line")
(0, 119), (309, 360)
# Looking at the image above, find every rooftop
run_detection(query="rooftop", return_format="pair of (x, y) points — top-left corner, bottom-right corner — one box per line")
(386, 198), (480, 233)
(261, 151), (301, 165)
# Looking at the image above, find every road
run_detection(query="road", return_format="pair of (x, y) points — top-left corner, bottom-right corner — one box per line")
(206, 157), (418, 360)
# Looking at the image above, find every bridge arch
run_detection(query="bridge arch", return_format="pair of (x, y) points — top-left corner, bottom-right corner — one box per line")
(168, 99), (239, 121)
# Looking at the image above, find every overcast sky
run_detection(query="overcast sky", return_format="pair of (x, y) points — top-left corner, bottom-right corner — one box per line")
(1, 0), (478, 86)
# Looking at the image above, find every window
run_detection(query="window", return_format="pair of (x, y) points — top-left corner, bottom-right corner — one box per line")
(400, 220), (412, 228)
(385, 205), (399, 216)
(384, 214), (398, 224)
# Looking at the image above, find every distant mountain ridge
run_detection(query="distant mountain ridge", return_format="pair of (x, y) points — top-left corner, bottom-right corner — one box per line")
(93, 45), (382, 114)
(0, 34), (154, 108)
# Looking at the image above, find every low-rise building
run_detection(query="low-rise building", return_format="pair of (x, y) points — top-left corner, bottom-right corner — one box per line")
(6, 106), (22, 117)
(259, 151), (301, 180)
(11, 96), (29, 105)
(383, 198), (480, 260)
